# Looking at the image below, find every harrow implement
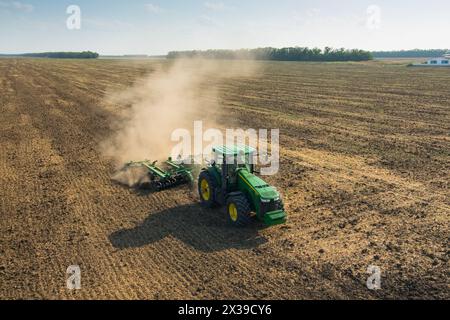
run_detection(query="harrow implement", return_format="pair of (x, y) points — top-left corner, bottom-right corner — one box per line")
(123, 158), (194, 191)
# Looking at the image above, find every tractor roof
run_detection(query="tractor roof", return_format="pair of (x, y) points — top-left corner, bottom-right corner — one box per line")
(213, 145), (256, 156)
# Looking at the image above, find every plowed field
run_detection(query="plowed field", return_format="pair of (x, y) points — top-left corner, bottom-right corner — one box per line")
(0, 58), (448, 299)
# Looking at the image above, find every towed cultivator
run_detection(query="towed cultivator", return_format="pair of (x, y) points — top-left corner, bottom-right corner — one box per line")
(123, 158), (194, 191)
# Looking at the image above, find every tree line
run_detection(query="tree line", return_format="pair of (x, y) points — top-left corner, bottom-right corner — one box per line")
(372, 49), (449, 58)
(20, 51), (99, 59)
(167, 47), (373, 62)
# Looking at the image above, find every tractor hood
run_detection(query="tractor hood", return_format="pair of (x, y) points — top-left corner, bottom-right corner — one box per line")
(238, 170), (280, 200)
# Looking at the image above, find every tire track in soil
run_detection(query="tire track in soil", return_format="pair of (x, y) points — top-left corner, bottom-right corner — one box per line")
(0, 60), (112, 298)
(0, 60), (63, 298)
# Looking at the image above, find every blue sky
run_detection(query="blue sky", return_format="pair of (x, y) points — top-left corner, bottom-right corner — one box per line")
(1, 0), (449, 55)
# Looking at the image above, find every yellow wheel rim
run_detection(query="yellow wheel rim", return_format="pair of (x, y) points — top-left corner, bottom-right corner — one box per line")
(229, 203), (238, 222)
(200, 179), (210, 201)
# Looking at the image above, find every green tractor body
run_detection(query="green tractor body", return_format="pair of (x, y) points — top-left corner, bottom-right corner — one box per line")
(198, 145), (287, 227)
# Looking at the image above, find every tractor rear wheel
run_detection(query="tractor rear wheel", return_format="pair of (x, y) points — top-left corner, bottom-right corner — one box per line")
(226, 194), (252, 227)
(198, 171), (217, 208)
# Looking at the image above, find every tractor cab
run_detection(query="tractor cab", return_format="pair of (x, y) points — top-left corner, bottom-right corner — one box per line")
(212, 145), (256, 189)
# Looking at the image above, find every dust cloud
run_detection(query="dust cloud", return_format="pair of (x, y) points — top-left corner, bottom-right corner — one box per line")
(111, 166), (150, 188)
(101, 58), (258, 169)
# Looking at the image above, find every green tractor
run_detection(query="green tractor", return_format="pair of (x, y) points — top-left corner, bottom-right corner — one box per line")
(198, 145), (287, 227)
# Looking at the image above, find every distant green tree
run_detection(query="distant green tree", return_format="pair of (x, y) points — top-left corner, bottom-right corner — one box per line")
(372, 49), (448, 58)
(21, 51), (99, 59)
(167, 47), (373, 62)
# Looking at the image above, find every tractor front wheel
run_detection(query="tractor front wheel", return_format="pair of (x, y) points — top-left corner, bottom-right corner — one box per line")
(226, 194), (252, 227)
(198, 171), (217, 208)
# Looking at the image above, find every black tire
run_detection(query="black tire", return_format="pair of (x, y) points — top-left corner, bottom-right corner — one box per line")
(198, 170), (217, 208)
(153, 181), (163, 191)
(138, 181), (152, 190)
(226, 194), (252, 227)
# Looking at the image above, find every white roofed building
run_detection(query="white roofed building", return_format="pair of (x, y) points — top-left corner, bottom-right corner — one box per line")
(412, 56), (450, 67)
(425, 57), (449, 66)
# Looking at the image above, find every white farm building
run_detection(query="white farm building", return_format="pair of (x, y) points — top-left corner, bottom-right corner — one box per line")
(412, 57), (450, 67)
(425, 57), (449, 66)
